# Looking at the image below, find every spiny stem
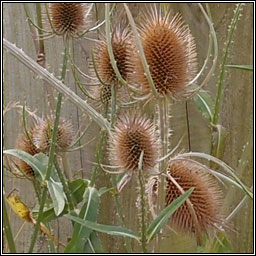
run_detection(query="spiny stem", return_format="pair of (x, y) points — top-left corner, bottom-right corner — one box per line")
(36, 3), (55, 114)
(138, 152), (148, 253)
(3, 197), (16, 253)
(212, 3), (243, 125)
(28, 37), (69, 253)
(185, 101), (191, 151)
(28, 91), (62, 253)
(3, 38), (111, 132)
(54, 159), (75, 211)
(157, 97), (169, 251)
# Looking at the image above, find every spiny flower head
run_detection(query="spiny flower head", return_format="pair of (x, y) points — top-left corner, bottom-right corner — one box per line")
(15, 131), (39, 177)
(166, 161), (223, 235)
(32, 117), (74, 153)
(131, 6), (197, 98)
(48, 3), (91, 36)
(93, 26), (134, 84)
(147, 160), (223, 237)
(109, 111), (159, 172)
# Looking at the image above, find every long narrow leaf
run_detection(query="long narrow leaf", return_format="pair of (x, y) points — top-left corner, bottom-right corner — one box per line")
(146, 187), (194, 243)
(226, 64), (253, 71)
(65, 214), (140, 242)
(65, 187), (100, 253)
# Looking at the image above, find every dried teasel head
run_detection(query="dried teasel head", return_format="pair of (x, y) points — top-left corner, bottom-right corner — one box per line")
(147, 160), (224, 239)
(48, 3), (91, 36)
(109, 111), (160, 172)
(32, 117), (74, 153)
(93, 25), (134, 85)
(15, 131), (39, 178)
(131, 6), (197, 99)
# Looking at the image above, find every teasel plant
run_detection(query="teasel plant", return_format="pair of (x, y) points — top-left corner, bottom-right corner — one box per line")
(3, 3), (253, 254)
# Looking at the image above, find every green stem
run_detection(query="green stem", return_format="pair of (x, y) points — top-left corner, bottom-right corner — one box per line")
(60, 152), (72, 182)
(36, 3), (55, 114)
(138, 152), (148, 253)
(110, 84), (117, 126)
(158, 97), (168, 210)
(3, 197), (16, 253)
(156, 97), (169, 251)
(54, 159), (75, 210)
(28, 93), (62, 253)
(212, 3), (243, 125)
(28, 37), (69, 253)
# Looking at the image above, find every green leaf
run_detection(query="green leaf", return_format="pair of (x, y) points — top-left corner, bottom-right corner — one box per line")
(65, 187), (100, 253)
(83, 232), (105, 253)
(98, 187), (115, 197)
(3, 150), (45, 179)
(226, 64), (253, 71)
(65, 214), (140, 242)
(68, 179), (88, 204)
(33, 153), (59, 181)
(46, 180), (65, 216)
(146, 187), (194, 243)
(193, 90), (214, 121)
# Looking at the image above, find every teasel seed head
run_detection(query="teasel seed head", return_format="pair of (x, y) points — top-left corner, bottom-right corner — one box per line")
(93, 25), (134, 85)
(32, 117), (74, 153)
(147, 160), (223, 237)
(109, 111), (160, 172)
(131, 7), (197, 98)
(15, 131), (39, 177)
(48, 3), (91, 36)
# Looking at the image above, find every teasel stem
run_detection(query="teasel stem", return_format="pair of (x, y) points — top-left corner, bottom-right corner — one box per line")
(3, 38), (111, 132)
(28, 83), (62, 252)
(3, 196), (16, 253)
(212, 3), (243, 126)
(54, 158), (75, 210)
(110, 83), (117, 127)
(138, 151), (148, 253)
(28, 36), (69, 253)
(156, 96), (169, 250)
(36, 3), (55, 114)
(109, 83), (133, 253)
(158, 96), (169, 211)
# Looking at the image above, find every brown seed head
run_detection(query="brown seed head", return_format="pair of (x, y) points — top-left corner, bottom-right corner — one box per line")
(109, 112), (159, 172)
(93, 26), (134, 84)
(166, 161), (223, 235)
(15, 131), (39, 177)
(48, 3), (90, 36)
(131, 7), (197, 97)
(33, 117), (74, 153)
